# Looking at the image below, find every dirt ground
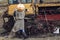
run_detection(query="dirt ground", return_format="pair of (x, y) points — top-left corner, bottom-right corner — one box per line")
(0, 36), (60, 40)
(0, 17), (60, 40)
